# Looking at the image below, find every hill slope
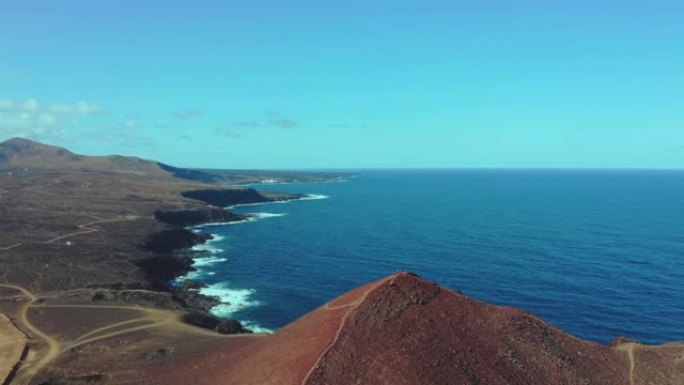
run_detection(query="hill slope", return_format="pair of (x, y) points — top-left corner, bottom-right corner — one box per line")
(0, 137), (173, 177)
(142, 273), (684, 385)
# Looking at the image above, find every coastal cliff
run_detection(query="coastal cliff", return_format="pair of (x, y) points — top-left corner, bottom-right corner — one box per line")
(182, 188), (306, 207)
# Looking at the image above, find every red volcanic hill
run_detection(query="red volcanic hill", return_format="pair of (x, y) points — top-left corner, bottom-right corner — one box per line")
(142, 273), (683, 385)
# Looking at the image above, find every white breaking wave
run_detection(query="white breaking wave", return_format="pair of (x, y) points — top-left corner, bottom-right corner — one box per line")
(201, 282), (271, 332)
(191, 233), (226, 254)
(193, 221), (238, 228)
(201, 282), (262, 315)
(192, 256), (228, 267)
(227, 201), (271, 209)
(191, 236), (225, 254)
(227, 212), (287, 225)
(227, 193), (330, 209)
(254, 212), (287, 218)
(174, 233), (229, 281)
(241, 320), (274, 334)
(301, 193), (330, 200)
(191, 245), (224, 253)
(177, 254), (228, 281)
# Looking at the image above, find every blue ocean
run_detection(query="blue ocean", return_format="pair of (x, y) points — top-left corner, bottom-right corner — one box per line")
(186, 170), (684, 344)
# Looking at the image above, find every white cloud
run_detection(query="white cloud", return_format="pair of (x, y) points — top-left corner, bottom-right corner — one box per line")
(94, 131), (154, 148)
(0, 110), (67, 141)
(98, 118), (139, 130)
(0, 99), (16, 110)
(171, 109), (201, 120)
(49, 101), (105, 115)
(0, 97), (105, 142)
(214, 125), (242, 138)
(0, 98), (104, 116)
(19, 99), (40, 112)
(266, 110), (298, 128)
(0, 98), (40, 112)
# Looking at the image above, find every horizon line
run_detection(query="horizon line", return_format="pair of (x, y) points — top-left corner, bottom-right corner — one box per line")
(193, 166), (684, 172)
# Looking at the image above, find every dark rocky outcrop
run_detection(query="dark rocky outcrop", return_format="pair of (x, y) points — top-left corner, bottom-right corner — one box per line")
(181, 311), (251, 335)
(136, 227), (208, 287)
(215, 319), (250, 335)
(154, 208), (247, 227)
(141, 228), (207, 255)
(172, 283), (221, 312)
(181, 188), (271, 207)
(135, 255), (195, 285)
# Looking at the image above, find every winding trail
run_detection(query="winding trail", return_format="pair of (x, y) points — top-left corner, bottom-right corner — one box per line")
(300, 277), (389, 385)
(69, 317), (150, 345)
(45, 215), (140, 244)
(0, 284), (60, 385)
(0, 285), (243, 385)
(0, 244), (22, 252)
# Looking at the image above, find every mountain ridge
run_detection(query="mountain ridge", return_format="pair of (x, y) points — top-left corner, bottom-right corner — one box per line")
(0, 137), (216, 182)
(0, 137), (80, 162)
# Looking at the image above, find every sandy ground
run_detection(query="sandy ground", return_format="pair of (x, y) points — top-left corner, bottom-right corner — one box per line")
(0, 313), (26, 384)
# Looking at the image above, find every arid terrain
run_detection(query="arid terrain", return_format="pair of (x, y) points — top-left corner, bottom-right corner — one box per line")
(0, 137), (682, 385)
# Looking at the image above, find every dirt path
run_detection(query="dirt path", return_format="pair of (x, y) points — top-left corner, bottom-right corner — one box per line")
(0, 284), (61, 385)
(0, 313), (27, 385)
(0, 287), (161, 384)
(0, 244), (22, 252)
(0, 286), (244, 385)
(300, 277), (389, 385)
(616, 342), (636, 385)
(45, 215), (140, 244)
(33, 304), (248, 340)
(69, 317), (150, 345)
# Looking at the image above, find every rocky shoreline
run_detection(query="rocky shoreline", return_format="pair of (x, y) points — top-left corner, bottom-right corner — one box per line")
(143, 187), (307, 334)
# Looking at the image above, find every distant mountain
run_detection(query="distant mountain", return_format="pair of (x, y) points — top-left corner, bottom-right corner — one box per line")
(0, 137), (81, 164)
(0, 137), (196, 179)
(0, 138), (356, 184)
(157, 162), (220, 183)
(143, 272), (683, 385)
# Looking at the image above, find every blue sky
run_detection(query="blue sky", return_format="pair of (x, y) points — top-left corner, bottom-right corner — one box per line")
(1, 1), (683, 168)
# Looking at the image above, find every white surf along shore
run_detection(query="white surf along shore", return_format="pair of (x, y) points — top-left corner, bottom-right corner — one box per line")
(178, 193), (330, 333)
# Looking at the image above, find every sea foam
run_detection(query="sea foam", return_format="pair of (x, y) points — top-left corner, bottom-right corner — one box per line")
(241, 320), (274, 334)
(227, 212), (287, 225)
(301, 193), (329, 200)
(227, 193), (330, 209)
(200, 282), (271, 332)
(192, 256), (228, 267)
(191, 235), (225, 254)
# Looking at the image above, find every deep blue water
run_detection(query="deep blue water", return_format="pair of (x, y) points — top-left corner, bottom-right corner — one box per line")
(187, 170), (684, 344)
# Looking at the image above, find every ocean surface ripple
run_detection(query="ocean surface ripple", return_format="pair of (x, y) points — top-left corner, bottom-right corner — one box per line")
(187, 170), (684, 343)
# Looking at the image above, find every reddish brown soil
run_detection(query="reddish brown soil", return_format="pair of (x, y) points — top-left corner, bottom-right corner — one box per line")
(143, 273), (684, 385)
(140, 277), (389, 385)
